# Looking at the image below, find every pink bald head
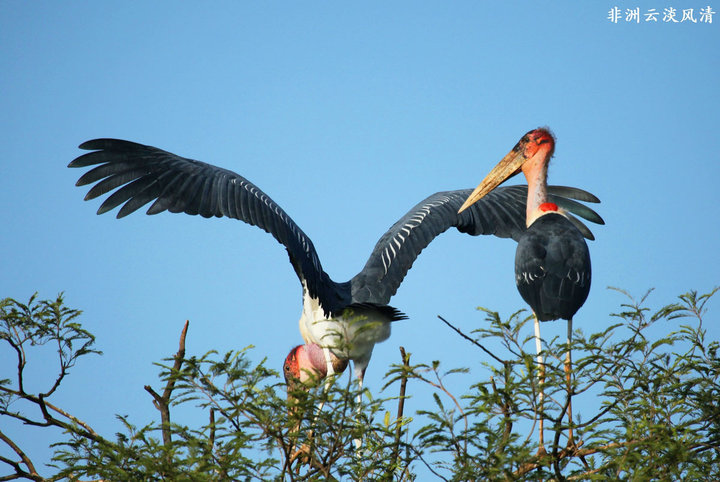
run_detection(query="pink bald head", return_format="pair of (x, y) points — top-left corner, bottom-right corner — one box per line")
(521, 128), (555, 163)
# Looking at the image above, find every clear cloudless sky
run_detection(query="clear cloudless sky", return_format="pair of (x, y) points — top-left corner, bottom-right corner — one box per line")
(1, 0), (718, 476)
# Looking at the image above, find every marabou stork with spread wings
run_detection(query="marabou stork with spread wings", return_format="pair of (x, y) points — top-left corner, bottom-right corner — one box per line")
(69, 138), (603, 397)
(459, 127), (600, 450)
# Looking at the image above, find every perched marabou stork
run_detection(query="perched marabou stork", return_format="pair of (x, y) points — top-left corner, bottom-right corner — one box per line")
(69, 138), (602, 400)
(458, 127), (598, 449)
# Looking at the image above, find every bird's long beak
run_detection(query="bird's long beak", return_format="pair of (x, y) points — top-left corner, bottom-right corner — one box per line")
(457, 128), (554, 214)
(457, 147), (525, 214)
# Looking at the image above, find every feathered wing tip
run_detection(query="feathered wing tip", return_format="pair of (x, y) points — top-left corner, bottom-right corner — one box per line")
(548, 193), (604, 225)
(336, 303), (408, 322)
(547, 187), (604, 242)
(545, 185), (600, 204)
(68, 138), (348, 316)
(564, 214), (595, 241)
(380, 305), (408, 321)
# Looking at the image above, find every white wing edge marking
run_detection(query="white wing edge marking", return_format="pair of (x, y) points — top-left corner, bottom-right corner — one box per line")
(381, 196), (451, 275)
(241, 178), (321, 271)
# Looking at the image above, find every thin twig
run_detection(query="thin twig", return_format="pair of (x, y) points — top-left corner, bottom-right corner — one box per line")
(391, 347), (410, 466)
(409, 445), (451, 482)
(494, 363), (514, 455)
(6, 336), (26, 395)
(437, 315), (505, 365)
(43, 399), (100, 438)
(513, 437), (662, 477)
(413, 365), (468, 456)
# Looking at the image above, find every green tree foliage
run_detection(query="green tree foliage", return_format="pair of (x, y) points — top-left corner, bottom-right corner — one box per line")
(1, 289), (718, 480)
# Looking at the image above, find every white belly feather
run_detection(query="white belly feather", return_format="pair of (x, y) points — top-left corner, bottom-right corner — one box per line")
(298, 289), (392, 365)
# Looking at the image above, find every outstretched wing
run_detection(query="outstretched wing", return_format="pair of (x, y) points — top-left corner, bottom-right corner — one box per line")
(69, 139), (348, 315)
(350, 185), (603, 305)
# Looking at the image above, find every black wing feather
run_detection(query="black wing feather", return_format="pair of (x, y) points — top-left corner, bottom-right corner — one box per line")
(350, 186), (602, 306)
(69, 138), (346, 315)
(548, 194), (605, 226)
(543, 185), (600, 204)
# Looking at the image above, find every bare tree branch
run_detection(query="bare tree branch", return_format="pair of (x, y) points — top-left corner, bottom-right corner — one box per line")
(144, 320), (189, 446)
(0, 429), (41, 481)
(390, 347), (410, 470)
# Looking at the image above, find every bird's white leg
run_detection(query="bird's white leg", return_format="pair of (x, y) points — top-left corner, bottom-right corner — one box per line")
(534, 313), (545, 452)
(565, 318), (574, 446)
(323, 347), (335, 383)
(353, 365), (366, 450)
(356, 371), (363, 405)
(315, 347), (336, 415)
(301, 346), (337, 461)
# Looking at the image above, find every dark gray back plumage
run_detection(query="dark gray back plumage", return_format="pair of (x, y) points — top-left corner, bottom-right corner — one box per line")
(69, 139), (603, 316)
(514, 213), (591, 321)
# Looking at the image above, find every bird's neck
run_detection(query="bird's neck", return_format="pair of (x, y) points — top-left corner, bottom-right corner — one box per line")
(524, 161), (549, 227)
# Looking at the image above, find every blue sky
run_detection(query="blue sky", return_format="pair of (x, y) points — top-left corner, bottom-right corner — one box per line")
(2, 1), (718, 475)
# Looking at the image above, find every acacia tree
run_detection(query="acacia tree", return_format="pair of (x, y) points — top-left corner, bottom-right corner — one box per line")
(1, 288), (718, 481)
